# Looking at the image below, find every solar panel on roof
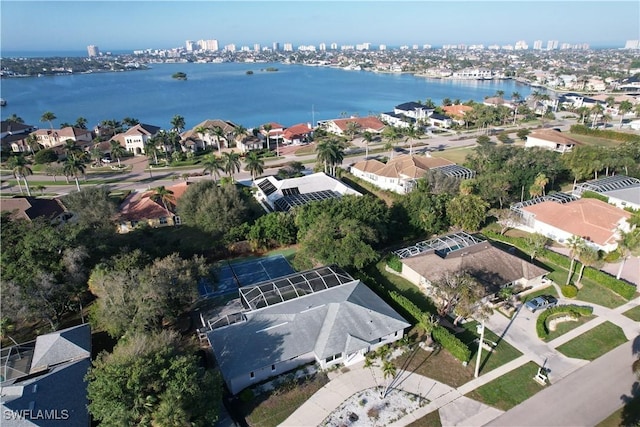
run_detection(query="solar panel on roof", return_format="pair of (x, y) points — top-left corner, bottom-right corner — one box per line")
(274, 190), (342, 211)
(258, 179), (277, 196)
(282, 187), (300, 196)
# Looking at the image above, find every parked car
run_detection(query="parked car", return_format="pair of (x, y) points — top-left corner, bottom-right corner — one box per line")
(525, 295), (558, 313)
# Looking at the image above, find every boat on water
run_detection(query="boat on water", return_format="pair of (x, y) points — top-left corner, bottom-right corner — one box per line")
(0, 98), (6, 106)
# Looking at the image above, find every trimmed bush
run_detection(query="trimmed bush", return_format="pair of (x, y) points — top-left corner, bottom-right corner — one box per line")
(432, 326), (471, 362)
(569, 124), (640, 143)
(582, 268), (636, 300)
(603, 251), (621, 263)
(561, 284), (578, 298)
(536, 305), (594, 339)
(386, 255), (403, 273)
(580, 190), (609, 203)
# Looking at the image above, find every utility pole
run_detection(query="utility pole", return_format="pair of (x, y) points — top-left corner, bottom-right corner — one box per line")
(474, 319), (485, 378)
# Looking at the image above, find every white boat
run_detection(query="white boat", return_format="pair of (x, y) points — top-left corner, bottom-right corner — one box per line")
(0, 98), (6, 106)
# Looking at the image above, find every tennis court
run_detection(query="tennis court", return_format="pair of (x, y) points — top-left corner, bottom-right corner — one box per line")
(198, 254), (295, 298)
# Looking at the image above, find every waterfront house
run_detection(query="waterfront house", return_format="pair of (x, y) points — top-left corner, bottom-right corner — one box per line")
(428, 113), (453, 128)
(206, 265), (410, 394)
(350, 154), (475, 194)
(261, 122), (285, 150)
(393, 102), (432, 121)
(253, 172), (361, 212)
(0, 324), (92, 427)
(282, 123), (312, 145)
(236, 134), (264, 153)
(380, 111), (416, 128)
(182, 119), (239, 151)
(514, 197), (632, 252)
(525, 129), (582, 153)
(442, 105), (473, 126)
(393, 232), (549, 302)
(452, 67), (493, 79)
(1, 120), (37, 152)
(31, 127), (93, 150)
(117, 182), (189, 233)
(319, 116), (385, 137)
(113, 123), (162, 155)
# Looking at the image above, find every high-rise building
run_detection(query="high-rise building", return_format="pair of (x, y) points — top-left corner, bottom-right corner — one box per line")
(533, 40), (543, 50)
(87, 45), (100, 57)
(283, 43), (293, 52)
(253, 43), (261, 52)
(546, 40), (559, 50)
(224, 44), (236, 52)
(198, 39), (219, 51)
(319, 43), (327, 51)
(624, 40), (640, 49)
(330, 43), (338, 50)
(272, 42), (280, 51)
(379, 44), (387, 51)
(185, 40), (196, 52)
(514, 40), (528, 50)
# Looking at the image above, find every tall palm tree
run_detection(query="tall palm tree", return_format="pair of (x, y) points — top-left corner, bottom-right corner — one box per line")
(244, 151), (265, 181)
(201, 154), (224, 181)
(382, 126), (400, 158)
(144, 138), (161, 165)
(170, 115), (186, 133)
(90, 146), (103, 165)
(362, 131), (373, 159)
(618, 100), (633, 128)
(565, 236), (585, 285)
(122, 117), (139, 130)
(315, 139), (344, 176)
(40, 111), (56, 131)
(533, 172), (549, 196)
(63, 139), (83, 161)
(221, 150), (241, 181)
(152, 186), (176, 212)
(381, 360), (397, 399)
(74, 117), (88, 130)
(24, 134), (40, 154)
(110, 141), (127, 168)
(194, 125), (210, 150)
(211, 126), (226, 155)
(345, 121), (361, 141)
(63, 157), (86, 192)
(575, 246), (600, 286)
(616, 228), (640, 280)
(262, 123), (272, 153)
(8, 155), (33, 196)
(590, 104), (604, 128)
(6, 114), (24, 123)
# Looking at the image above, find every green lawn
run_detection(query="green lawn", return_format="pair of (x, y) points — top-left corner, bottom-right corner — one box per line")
(459, 321), (523, 376)
(572, 279), (629, 309)
(565, 133), (626, 148)
(556, 321), (628, 361)
(407, 409), (442, 427)
(465, 362), (546, 411)
(243, 372), (329, 427)
(596, 394), (640, 427)
(430, 146), (475, 164)
(622, 305), (640, 322)
(544, 315), (596, 342)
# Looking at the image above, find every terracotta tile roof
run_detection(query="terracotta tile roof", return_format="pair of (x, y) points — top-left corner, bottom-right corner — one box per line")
(528, 129), (582, 146)
(353, 154), (453, 179)
(443, 105), (473, 117)
(124, 124), (161, 136)
(333, 116), (385, 132)
(521, 198), (631, 246)
(119, 182), (190, 222)
(283, 123), (312, 140)
(33, 127), (92, 139)
(401, 242), (548, 293)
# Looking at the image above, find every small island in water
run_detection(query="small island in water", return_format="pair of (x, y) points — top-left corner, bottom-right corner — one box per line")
(172, 72), (187, 80)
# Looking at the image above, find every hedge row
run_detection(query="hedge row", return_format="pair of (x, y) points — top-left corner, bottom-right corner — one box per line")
(536, 304), (594, 339)
(432, 326), (472, 362)
(386, 255), (403, 273)
(483, 231), (635, 300)
(386, 291), (470, 362)
(569, 124), (640, 143)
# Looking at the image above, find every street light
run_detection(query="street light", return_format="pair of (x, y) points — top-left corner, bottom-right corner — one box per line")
(474, 319), (485, 378)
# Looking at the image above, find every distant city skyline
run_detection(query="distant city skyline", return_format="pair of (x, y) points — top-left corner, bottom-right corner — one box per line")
(1, 1), (639, 52)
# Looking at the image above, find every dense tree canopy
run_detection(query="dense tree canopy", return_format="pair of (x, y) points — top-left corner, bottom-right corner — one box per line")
(87, 330), (221, 427)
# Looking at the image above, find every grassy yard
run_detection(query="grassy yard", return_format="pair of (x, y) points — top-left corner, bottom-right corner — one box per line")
(430, 146), (475, 164)
(543, 315), (596, 342)
(519, 285), (558, 302)
(622, 305), (640, 322)
(565, 132), (626, 147)
(465, 362), (546, 411)
(242, 372), (329, 427)
(596, 394), (640, 427)
(407, 409), (442, 427)
(556, 321), (628, 361)
(459, 321), (523, 376)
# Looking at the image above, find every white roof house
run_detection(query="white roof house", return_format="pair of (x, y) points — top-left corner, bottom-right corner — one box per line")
(525, 129), (582, 153)
(253, 172), (361, 212)
(572, 175), (640, 211)
(207, 266), (410, 394)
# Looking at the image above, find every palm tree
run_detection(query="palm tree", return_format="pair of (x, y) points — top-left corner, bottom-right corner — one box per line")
(74, 117), (88, 129)
(575, 246), (600, 286)
(63, 157), (86, 192)
(144, 139), (160, 165)
(212, 126), (227, 155)
(63, 139), (83, 161)
(122, 117), (139, 130)
(533, 172), (549, 196)
(262, 123), (272, 153)
(202, 154), (224, 181)
(244, 151), (265, 182)
(565, 236), (585, 285)
(363, 353), (380, 390)
(590, 104), (604, 128)
(362, 131), (373, 159)
(382, 126), (401, 158)
(618, 100), (633, 128)
(8, 155), (33, 196)
(233, 124), (248, 148)
(170, 115), (186, 133)
(381, 360), (397, 399)
(110, 141), (127, 168)
(194, 125), (211, 149)
(315, 139), (344, 176)
(616, 228), (640, 280)
(40, 111), (56, 131)
(345, 121), (361, 141)
(221, 150), (241, 181)
(152, 186), (176, 211)
(24, 134), (40, 154)
(6, 114), (24, 123)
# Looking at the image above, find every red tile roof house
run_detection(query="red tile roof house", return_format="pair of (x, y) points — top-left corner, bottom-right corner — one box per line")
(112, 123), (162, 156)
(525, 129), (583, 153)
(282, 123), (312, 145)
(518, 198), (632, 252)
(181, 119), (239, 152)
(30, 127), (93, 150)
(443, 105), (474, 126)
(117, 182), (189, 233)
(261, 122), (285, 151)
(319, 116), (386, 137)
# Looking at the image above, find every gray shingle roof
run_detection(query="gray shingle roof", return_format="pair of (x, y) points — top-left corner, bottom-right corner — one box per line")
(30, 325), (91, 372)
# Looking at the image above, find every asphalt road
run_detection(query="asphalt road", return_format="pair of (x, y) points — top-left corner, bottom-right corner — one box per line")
(486, 338), (639, 426)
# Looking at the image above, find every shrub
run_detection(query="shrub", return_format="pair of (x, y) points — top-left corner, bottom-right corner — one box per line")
(580, 190), (609, 203)
(386, 255), (403, 272)
(561, 284), (578, 298)
(603, 251), (621, 263)
(34, 148), (58, 164)
(432, 326), (471, 362)
(238, 388), (254, 403)
(536, 305), (593, 339)
(582, 268), (636, 300)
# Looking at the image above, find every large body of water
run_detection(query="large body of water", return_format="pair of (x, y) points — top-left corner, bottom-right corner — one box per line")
(0, 62), (533, 130)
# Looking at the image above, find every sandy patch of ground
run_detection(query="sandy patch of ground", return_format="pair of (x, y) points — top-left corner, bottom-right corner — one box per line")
(321, 386), (427, 426)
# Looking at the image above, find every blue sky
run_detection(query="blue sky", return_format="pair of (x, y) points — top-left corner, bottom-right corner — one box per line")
(2, 1), (639, 52)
